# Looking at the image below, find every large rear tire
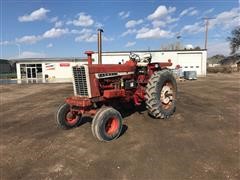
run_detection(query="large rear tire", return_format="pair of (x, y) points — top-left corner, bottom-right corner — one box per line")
(145, 69), (177, 119)
(56, 103), (82, 129)
(91, 107), (123, 142)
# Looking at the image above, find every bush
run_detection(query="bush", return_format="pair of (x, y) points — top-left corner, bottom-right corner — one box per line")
(0, 73), (17, 79)
(207, 65), (236, 73)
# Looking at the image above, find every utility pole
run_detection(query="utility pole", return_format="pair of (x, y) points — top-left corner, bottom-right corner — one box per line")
(15, 43), (21, 57)
(202, 17), (215, 49)
(204, 18), (209, 49)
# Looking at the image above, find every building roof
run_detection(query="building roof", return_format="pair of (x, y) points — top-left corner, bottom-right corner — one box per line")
(94, 49), (207, 54)
(11, 57), (87, 63)
(0, 59), (10, 64)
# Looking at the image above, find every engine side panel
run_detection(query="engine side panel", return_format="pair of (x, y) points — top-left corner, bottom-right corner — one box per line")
(88, 62), (136, 97)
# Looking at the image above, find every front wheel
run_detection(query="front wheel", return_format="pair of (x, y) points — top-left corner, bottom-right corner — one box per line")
(55, 103), (82, 129)
(91, 107), (123, 142)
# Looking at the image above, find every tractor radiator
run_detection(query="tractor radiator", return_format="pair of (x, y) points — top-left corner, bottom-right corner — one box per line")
(72, 65), (91, 97)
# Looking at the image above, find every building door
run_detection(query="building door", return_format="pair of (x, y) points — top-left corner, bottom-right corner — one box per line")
(26, 67), (37, 79)
(177, 53), (202, 75)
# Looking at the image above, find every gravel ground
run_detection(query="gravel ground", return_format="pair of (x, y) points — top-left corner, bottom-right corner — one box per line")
(0, 73), (239, 180)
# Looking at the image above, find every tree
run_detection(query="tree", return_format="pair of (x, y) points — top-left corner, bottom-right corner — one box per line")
(160, 42), (184, 50)
(227, 27), (240, 54)
(194, 46), (201, 50)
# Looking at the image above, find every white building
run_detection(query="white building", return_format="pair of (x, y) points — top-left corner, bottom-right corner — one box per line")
(15, 49), (207, 83)
(93, 49), (207, 76)
(15, 58), (87, 83)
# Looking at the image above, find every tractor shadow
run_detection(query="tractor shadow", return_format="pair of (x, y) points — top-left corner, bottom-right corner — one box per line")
(77, 104), (146, 138)
(116, 103), (146, 119)
(115, 103), (146, 138)
(78, 116), (92, 127)
(118, 124), (128, 138)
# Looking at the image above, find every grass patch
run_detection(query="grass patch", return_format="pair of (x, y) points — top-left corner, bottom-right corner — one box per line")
(0, 73), (17, 79)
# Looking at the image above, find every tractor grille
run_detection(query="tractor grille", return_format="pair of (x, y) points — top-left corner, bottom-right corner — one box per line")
(72, 66), (89, 97)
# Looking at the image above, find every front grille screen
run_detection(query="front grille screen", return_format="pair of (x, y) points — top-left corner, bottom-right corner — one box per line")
(73, 66), (89, 96)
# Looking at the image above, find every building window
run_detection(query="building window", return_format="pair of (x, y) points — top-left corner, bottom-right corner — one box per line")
(27, 64), (36, 67)
(20, 64), (26, 79)
(190, 66), (194, 68)
(184, 66), (188, 68)
(20, 63), (42, 79)
(196, 66), (199, 68)
(36, 64), (42, 78)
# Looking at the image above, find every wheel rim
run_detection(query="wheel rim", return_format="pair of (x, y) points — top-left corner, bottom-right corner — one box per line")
(160, 82), (174, 110)
(66, 111), (78, 125)
(105, 117), (119, 135)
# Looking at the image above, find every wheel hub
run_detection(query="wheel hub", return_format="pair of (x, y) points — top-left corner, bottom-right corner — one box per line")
(160, 85), (173, 104)
(105, 117), (119, 135)
(66, 112), (78, 125)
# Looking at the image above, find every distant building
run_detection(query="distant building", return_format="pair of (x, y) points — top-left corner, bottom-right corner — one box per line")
(0, 59), (11, 74)
(208, 63), (220, 67)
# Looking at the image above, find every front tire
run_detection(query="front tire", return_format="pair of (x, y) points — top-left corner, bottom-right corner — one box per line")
(91, 107), (123, 142)
(56, 103), (82, 129)
(145, 69), (177, 119)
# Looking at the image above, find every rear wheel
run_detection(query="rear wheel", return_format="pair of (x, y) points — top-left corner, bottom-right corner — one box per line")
(145, 69), (177, 119)
(56, 103), (82, 129)
(91, 107), (123, 142)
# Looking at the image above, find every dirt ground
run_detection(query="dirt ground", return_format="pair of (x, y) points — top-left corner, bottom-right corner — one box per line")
(0, 73), (239, 180)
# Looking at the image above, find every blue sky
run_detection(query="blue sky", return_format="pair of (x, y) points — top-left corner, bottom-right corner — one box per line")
(0, 0), (239, 59)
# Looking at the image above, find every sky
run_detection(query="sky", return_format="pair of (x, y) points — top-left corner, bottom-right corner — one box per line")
(0, 0), (239, 59)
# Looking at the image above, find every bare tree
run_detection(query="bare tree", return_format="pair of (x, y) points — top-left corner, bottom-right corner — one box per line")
(227, 27), (240, 54)
(160, 42), (184, 50)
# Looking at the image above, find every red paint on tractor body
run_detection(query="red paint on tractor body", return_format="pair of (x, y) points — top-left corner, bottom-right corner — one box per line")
(88, 63), (136, 74)
(85, 51), (94, 65)
(105, 117), (119, 135)
(65, 96), (92, 107)
(103, 89), (125, 98)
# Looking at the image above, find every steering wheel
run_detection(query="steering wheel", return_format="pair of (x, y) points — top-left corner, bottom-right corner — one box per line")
(129, 52), (140, 62)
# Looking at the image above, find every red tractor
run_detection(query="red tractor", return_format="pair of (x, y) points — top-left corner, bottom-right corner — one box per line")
(56, 29), (177, 142)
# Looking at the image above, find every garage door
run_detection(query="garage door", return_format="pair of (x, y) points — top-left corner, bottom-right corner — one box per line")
(177, 53), (202, 75)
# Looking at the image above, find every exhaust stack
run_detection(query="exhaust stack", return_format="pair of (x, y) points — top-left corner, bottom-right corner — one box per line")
(97, 29), (103, 64)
